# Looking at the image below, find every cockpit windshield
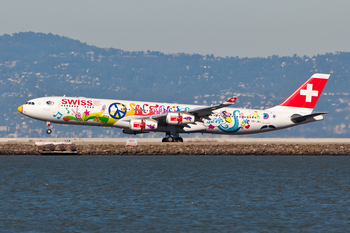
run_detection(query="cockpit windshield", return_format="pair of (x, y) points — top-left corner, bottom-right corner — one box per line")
(25, 102), (35, 105)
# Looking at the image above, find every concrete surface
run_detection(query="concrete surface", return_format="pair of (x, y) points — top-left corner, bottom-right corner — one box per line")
(1, 137), (350, 144)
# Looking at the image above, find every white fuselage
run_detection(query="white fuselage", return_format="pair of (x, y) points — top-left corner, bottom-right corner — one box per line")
(20, 96), (310, 135)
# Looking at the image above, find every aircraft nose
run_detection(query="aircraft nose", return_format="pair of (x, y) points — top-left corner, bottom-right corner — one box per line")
(18, 105), (23, 113)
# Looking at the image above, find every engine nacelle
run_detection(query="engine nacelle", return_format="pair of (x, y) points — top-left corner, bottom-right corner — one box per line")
(166, 113), (195, 125)
(129, 119), (158, 131)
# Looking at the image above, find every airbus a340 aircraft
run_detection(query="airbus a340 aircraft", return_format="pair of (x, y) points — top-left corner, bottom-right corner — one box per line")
(18, 73), (330, 142)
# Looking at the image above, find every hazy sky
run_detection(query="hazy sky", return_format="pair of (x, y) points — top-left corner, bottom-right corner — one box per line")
(1, 0), (349, 58)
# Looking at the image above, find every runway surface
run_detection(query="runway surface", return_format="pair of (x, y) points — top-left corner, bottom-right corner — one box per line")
(1, 137), (350, 144)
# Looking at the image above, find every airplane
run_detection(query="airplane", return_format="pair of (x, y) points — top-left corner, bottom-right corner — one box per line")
(18, 73), (330, 142)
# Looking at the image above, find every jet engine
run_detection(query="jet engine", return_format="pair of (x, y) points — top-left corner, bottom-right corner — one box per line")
(166, 113), (195, 125)
(129, 119), (158, 131)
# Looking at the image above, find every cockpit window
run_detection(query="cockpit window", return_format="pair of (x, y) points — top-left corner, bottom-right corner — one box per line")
(25, 102), (35, 105)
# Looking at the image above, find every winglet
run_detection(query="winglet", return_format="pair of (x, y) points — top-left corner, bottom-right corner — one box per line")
(224, 96), (237, 104)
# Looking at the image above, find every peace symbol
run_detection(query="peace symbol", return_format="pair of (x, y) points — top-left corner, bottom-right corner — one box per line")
(109, 103), (127, 119)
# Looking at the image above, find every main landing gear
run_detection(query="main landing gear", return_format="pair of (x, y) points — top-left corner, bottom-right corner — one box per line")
(162, 132), (183, 142)
(46, 121), (52, 134)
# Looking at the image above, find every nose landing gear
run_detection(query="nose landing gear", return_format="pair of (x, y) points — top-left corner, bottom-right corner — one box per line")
(46, 121), (52, 134)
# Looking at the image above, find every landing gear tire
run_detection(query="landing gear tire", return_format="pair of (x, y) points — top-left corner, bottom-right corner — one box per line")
(46, 129), (52, 134)
(162, 136), (183, 142)
(176, 137), (183, 142)
(167, 137), (174, 142)
(162, 137), (174, 142)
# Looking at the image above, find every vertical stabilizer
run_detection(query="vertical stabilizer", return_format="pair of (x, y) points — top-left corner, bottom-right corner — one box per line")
(268, 73), (330, 114)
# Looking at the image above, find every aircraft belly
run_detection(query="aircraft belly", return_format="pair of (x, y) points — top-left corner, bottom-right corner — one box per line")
(113, 120), (130, 128)
(24, 106), (55, 122)
(182, 123), (207, 133)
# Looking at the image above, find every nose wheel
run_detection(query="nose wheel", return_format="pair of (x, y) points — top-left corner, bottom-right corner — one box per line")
(46, 121), (52, 134)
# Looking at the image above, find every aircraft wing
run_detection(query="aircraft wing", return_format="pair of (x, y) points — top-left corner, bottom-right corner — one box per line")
(151, 96), (237, 120)
(186, 96), (237, 118)
(120, 96), (237, 123)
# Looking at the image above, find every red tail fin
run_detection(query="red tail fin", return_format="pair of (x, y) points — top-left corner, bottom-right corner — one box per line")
(277, 73), (330, 109)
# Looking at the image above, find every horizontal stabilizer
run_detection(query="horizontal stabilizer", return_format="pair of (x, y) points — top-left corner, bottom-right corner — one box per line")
(291, 112), (330, 123)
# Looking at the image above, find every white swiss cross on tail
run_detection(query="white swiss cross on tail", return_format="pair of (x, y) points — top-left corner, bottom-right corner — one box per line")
(300, 84), (318, 102)
(270, 73), (330, 114)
